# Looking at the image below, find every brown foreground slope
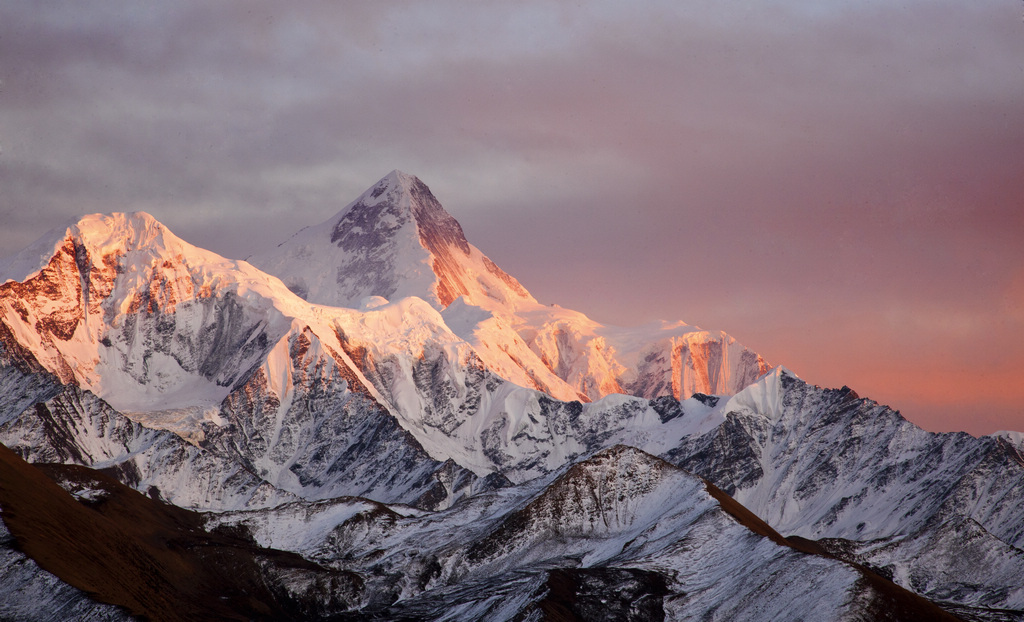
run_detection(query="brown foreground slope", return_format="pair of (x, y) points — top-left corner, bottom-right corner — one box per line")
(0, 442), (361, 622)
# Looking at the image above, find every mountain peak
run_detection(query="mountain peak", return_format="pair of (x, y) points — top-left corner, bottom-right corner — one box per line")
(1, 212), (162, 284)
(379, 168), (418, 191)
(345, 170), (422, 208)
(331, 170), (472, 263)
(251, 171), (534, 311)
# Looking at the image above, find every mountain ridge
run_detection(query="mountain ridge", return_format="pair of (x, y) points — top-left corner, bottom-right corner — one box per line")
(0, 170), (1021, 619)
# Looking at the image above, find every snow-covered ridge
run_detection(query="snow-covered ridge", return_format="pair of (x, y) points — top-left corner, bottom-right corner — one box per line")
(200, 445), (936, 620)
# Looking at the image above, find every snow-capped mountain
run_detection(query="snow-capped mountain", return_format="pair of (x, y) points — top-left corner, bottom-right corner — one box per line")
(0, 212), (492, 510)
(0, 171), (1021, 620)
(251, 169), (535, 313)
(251, 170), (771, 404)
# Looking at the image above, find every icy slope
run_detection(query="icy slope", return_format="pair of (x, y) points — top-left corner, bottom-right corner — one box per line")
(844, 512), (1024, 610)
(666, 368), (1024, 545)
(0, 348), (488, 512)
(0, 384), (288, 510)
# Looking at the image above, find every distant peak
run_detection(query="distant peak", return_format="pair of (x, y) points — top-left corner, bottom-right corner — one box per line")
(3, 211), (175, 283)
(383, 169), (415, 183)
(67, 211), (176, 253)
(766, 365), (798, 380)
(72, 210), (160, 237)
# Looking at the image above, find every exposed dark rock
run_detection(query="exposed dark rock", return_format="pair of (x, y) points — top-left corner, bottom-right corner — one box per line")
(538, 567), (669, 622)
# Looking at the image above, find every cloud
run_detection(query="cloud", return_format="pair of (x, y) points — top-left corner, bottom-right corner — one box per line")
(0, 1), (1021, 433)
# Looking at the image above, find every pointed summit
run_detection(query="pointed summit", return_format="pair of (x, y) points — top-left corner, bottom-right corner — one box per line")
(329, 170), (474, 306)
(250, 171), (534, 311)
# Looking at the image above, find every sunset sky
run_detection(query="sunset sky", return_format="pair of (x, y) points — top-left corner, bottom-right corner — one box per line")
(2, 2), (1022, 435)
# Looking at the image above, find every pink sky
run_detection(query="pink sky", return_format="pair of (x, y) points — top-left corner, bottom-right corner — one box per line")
(1, 2), (1021, 435)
